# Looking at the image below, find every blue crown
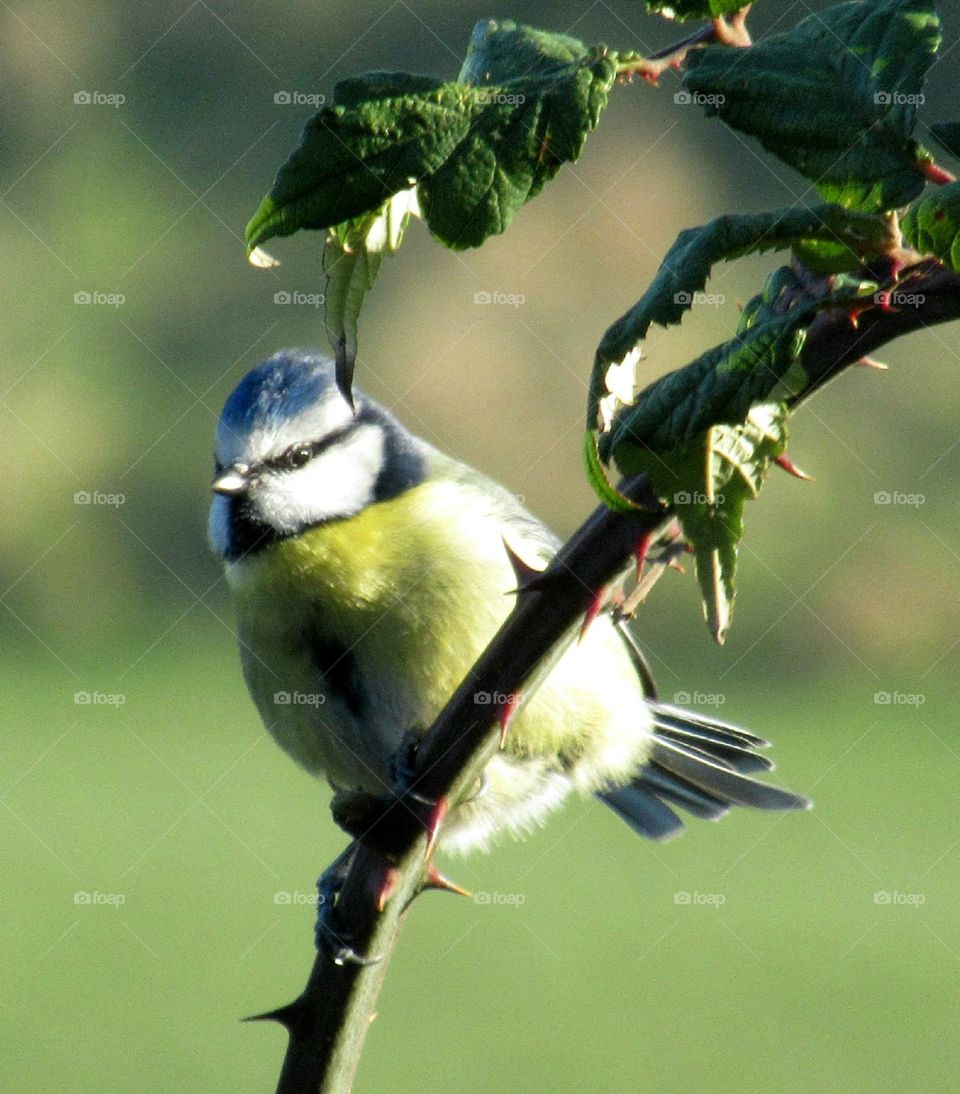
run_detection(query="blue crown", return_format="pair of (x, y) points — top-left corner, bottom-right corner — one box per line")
(221, 349), (342, 434)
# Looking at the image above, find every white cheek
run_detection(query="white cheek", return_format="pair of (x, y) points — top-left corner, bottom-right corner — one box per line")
(208, 494), (231, 557)
(256, 424), (385, 531)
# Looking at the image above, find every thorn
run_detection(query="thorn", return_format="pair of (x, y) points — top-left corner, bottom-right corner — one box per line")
(847, 304), (868, 329)
(423, 864), (472, 898)
(244, 1000), (301, 1028)
(774, 454), (814, 481)
(502, 538), (545, 592)
(424, 797), (449, 862)
(510, 569), (561, 595)
(668, 558), (687, 574)
(875, 290), (895, 312)
(634, 532), (653, 583)
(918, 159), (956, 185)
(887, 257), (906, 283)
(376, 867), (401, 913)
(579, 589), (606, 643)
(857, 356), (889, 371)
(498, 692), (521, 748)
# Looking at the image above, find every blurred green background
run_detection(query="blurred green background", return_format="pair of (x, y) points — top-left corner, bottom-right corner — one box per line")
(3, 2), (960, 1091)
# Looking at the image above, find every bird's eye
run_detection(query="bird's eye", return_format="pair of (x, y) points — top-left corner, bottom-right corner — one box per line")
(284, 442), (313, 470)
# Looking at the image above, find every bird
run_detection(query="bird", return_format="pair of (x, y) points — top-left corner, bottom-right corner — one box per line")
(209, 349), (809, 860)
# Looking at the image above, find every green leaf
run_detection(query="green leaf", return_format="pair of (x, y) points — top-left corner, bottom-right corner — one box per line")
(613, 391), (790, 644)
(246, 72), (467, 253)
(930, 123), (960, 160)
(684, 0), (941, 212)
(604, 316), (803, 643)
(588, 204), (891, 427)
(603, 309), (811, 465)
(417, 55), (617, 248)
(902, 181), (960, 272)
(680, 404), (789, 643)
(596, 269), (874, 640)
(322, 189), (419, 401)
(245, 23), (618, 254)
(644, 0), (748, 19)
(458, 19), (590, 83)
(582, 431), (642, 514)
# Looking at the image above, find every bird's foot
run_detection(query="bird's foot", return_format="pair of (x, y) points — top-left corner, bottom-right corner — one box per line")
(314, 845), (385, 966)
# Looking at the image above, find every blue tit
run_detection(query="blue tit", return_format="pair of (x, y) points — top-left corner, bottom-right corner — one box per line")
(209, 349), (809, 855)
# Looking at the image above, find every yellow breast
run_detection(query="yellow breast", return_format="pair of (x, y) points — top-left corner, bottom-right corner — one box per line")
(225, 478), (648, 798)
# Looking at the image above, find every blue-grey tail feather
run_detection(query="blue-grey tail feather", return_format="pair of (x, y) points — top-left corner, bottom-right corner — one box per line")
(597, 704), (811, 842)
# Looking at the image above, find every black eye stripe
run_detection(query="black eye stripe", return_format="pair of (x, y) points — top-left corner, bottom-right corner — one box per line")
(264, 422), (357, 473)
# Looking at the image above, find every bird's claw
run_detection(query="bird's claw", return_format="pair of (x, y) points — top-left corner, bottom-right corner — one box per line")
(313, 849), (385, 965)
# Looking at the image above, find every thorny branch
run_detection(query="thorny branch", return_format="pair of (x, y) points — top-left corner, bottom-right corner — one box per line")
(259, 258), (960, 1093)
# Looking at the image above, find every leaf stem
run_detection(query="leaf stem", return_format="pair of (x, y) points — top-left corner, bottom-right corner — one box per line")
(616, 5), (752, 85)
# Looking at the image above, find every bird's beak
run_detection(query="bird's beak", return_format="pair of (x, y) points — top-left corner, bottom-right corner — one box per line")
(211, 464), (251, 496)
